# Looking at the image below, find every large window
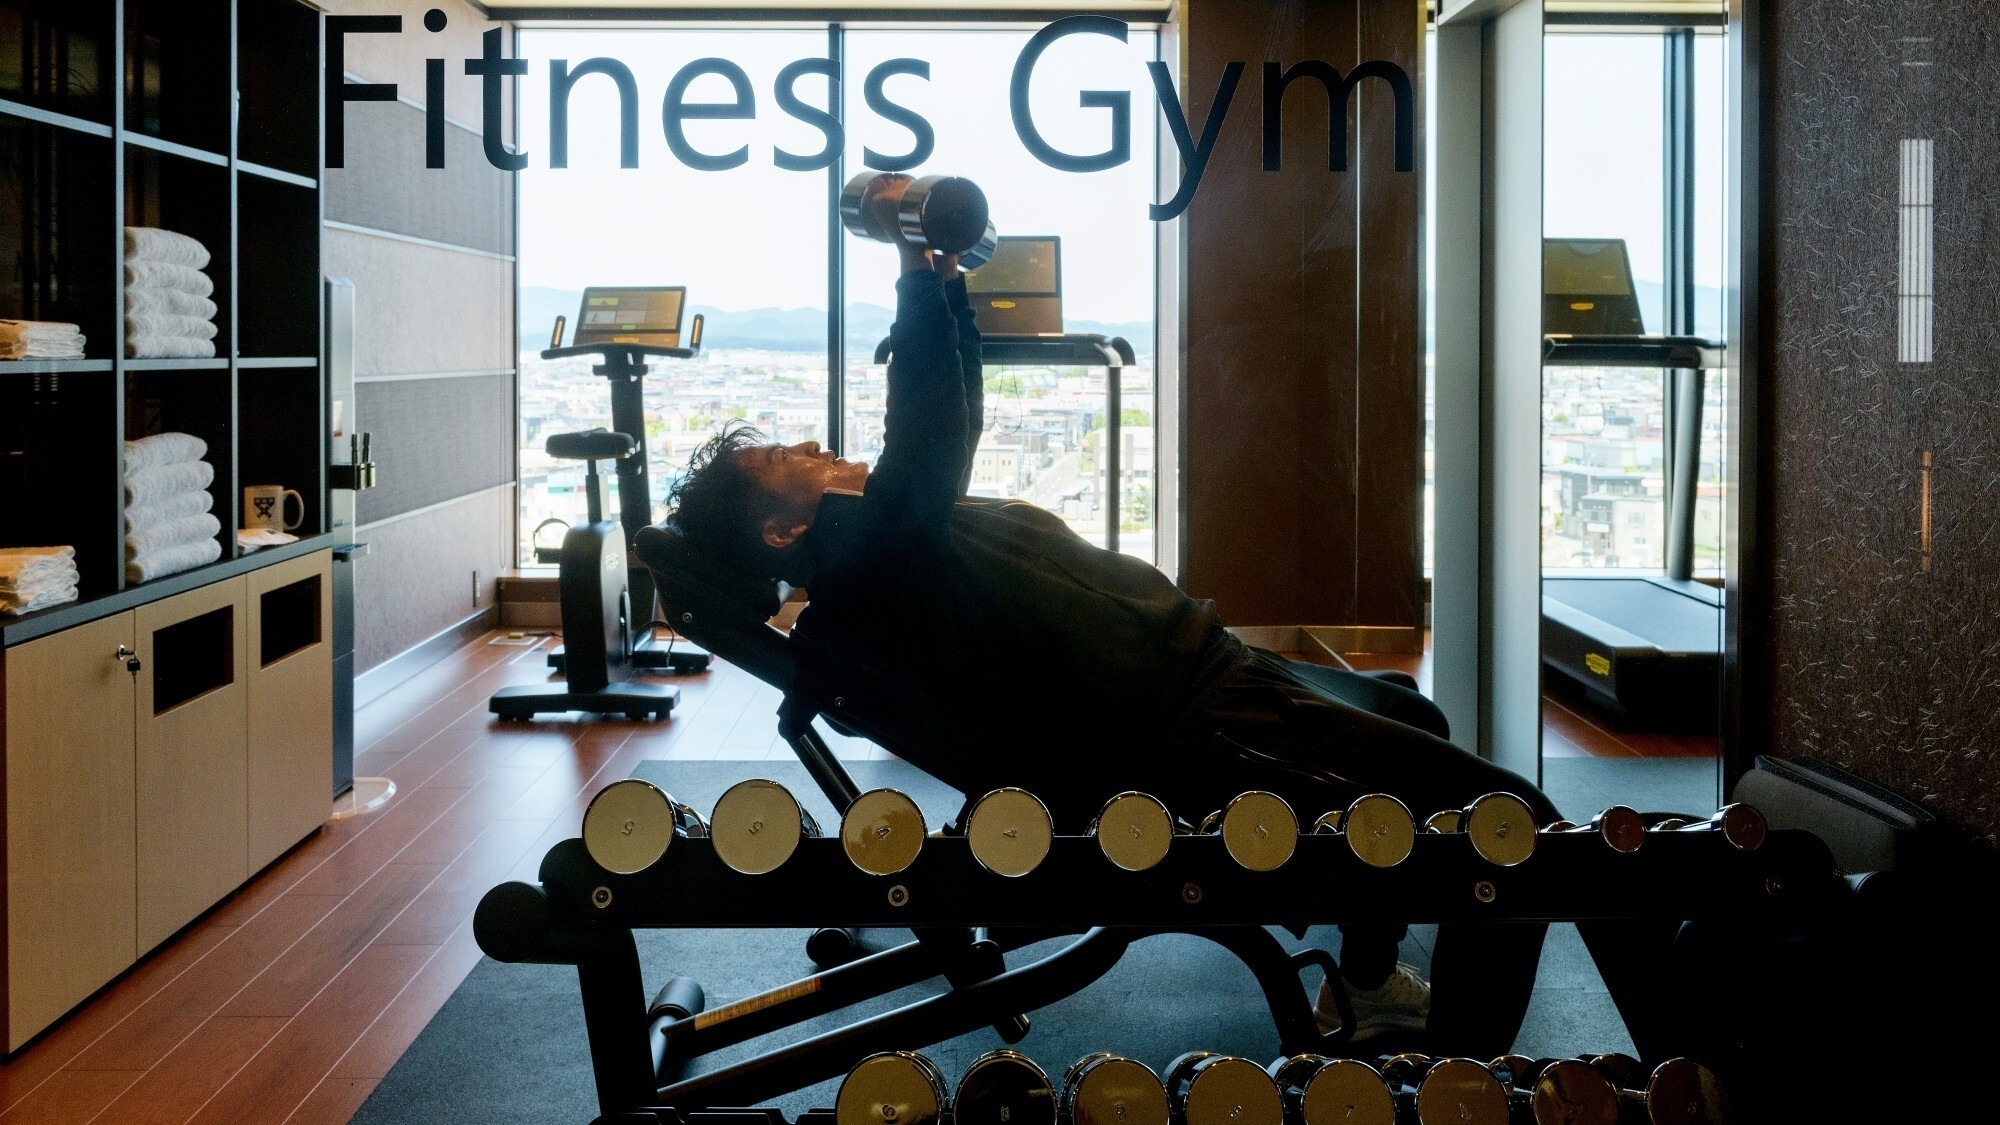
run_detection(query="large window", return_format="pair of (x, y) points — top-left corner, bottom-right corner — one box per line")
(515, 25), (1159, 567)
(1541, 30), (1727, 575)
(517, 30), (831, 561)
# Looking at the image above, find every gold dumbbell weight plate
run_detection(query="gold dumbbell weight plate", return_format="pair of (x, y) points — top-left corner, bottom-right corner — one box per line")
(837, 1051), (949, 1125)
(1415, 1058), (1510, 1125)
(1200, 791), (1298, 873)
(711, 778), (819, 875)
(841, 788), (927, 876)
(967, 787), (1055, 877)
(1297, 1059), (1395, 1125)
(1065, 1054), (1170, 1125)
(1092, 791), (1175, 872)
(583, 779), (680, 875)
(1314, 793), (1417, 869)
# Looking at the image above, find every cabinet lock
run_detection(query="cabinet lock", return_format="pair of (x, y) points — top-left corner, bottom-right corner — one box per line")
(115, 645), (141, 673)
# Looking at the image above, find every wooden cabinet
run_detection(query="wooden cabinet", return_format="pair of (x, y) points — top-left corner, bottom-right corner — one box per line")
(3, 613), (138, 1052)
(1, 552), (332, 1049)
(246, 552), (332, 871)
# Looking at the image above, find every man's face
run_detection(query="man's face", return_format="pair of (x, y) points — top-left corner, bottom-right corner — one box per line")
(736, 441), (870, 518)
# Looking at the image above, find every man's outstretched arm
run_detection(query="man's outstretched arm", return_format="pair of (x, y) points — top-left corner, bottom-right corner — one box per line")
(943, 260), (985, 496)
(865, 249), (973, 543)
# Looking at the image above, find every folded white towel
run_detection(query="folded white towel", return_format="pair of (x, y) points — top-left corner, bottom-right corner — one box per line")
(125, 512), (222, 559)
(0, 319), (81, 342)
(124, 227), (212, 270)
(123, 431), (209, 474)
(126, 537), (222, 584)
(124, 260), (214, 298)
(125, 313), (218, 342)
(125, 489), (215, 532)
(237, 528), (300, 553)
(125, 335), (218, 360)
(125, 285), (220, 320)
(0, 570), (78, 598)
(1, 342), (85, 359)
(125, 460), (215, 506)
(0, 319), (86, 360)
(0, 580), (80, 616)
(0, 546), (76, 584)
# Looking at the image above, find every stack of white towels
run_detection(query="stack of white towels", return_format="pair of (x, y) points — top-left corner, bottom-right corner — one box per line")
(0, 318), (86, 360)
(125, 432), (221, 583)
(124, 227), (218, 360)
(0, 547), (79, 616)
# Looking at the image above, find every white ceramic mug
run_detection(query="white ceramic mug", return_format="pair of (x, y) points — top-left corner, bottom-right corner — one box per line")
(243, 484), (304, 531)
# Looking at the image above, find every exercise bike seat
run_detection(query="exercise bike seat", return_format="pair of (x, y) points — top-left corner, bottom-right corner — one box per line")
(546, 428), (637, 461)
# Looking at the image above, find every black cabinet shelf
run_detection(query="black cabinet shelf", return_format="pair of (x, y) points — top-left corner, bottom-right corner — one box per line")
(123, 130), (228, 167)
(2, 0), (325, 635)
(238, 161), (316, 189)
(0, 2), (115, 126)
(0, 358), (114, 374)
(122, 358), (229, 371)
(122, 0), (230, 155)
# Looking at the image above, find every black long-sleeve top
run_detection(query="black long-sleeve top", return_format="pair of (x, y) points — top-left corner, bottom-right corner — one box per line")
(794, 270), (1223, 820)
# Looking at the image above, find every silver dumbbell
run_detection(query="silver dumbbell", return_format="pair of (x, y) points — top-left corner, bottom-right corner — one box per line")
(840, 170), (1000, 269)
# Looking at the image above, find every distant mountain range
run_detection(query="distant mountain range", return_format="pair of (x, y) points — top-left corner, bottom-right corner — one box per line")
(520, 286), (1152, 358)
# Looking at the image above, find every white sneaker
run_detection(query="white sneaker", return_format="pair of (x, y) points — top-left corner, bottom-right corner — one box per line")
(1315, 962), (1431, 1042)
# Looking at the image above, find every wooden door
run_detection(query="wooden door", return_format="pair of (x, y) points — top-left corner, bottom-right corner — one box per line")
(3, 612), (138, 1051)
(245, 551), (332, 870)
(134, 578), (248, 952)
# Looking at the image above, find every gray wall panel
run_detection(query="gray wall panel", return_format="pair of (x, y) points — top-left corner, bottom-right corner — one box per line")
(326, 101), (514, 256)
(330, 0), (519, 678)
(353, 488), (513, 669)
(356, 375), (514, 526)
(325, 229), (515, 376)
(320, 0), (513, 144)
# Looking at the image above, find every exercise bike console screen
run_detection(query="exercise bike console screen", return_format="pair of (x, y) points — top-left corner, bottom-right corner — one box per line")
(575, 286), (687, 347)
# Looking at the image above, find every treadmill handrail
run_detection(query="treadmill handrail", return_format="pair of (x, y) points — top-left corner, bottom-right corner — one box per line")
(872, 332), (1136, 368)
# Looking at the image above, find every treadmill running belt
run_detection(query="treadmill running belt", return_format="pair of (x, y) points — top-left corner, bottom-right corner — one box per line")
(1542, 577), (1721, 654)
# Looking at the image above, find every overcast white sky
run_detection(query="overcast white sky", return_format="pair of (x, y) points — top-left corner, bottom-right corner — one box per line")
(515, 29), (1723, 332)
(1543, 31), (1727, 332)
(517, 27), (1161, 323)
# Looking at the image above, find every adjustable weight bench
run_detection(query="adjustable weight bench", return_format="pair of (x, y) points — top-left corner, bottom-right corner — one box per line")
(469, 522), (1846, 1124)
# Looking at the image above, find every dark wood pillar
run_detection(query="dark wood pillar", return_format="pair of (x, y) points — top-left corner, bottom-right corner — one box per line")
(1181, 0), (1425, 636)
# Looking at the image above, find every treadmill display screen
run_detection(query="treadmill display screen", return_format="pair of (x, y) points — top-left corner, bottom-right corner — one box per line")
(575, 287), (687, 346)
(967, 237), (1060, 298)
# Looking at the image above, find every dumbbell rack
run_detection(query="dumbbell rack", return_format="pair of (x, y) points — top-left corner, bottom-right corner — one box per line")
(475, 821), (1839, 1124)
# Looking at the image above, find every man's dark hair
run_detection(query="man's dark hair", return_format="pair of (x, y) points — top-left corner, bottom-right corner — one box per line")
(666, 421), (790, 580)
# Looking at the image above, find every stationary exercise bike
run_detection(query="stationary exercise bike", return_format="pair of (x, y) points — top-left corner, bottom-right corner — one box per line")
(489, 299), (711, 721)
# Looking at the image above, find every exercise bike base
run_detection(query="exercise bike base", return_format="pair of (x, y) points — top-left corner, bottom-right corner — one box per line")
(548, 641), (713, 675)
(489, 682), (680, 721)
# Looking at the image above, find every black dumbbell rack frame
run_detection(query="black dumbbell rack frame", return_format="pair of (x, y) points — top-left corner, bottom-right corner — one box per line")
(475, 823), (1838, 1124)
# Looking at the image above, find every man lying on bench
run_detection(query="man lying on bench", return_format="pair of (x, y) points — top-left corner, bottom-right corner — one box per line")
(664, 237), (1562, 1050)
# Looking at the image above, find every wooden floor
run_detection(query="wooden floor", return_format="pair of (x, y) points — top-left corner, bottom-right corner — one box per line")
(0, 628), (1707, 1124)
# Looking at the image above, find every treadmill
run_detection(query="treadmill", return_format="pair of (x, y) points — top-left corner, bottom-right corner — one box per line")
(1540, 238), (1722, 728)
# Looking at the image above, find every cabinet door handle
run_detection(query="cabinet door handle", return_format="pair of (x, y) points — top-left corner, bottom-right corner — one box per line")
(115, 645), (141, 674)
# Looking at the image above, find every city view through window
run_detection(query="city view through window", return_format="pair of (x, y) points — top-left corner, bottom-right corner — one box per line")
(1542, 32), (1727, 576)
(515, 27), (1160, 570)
